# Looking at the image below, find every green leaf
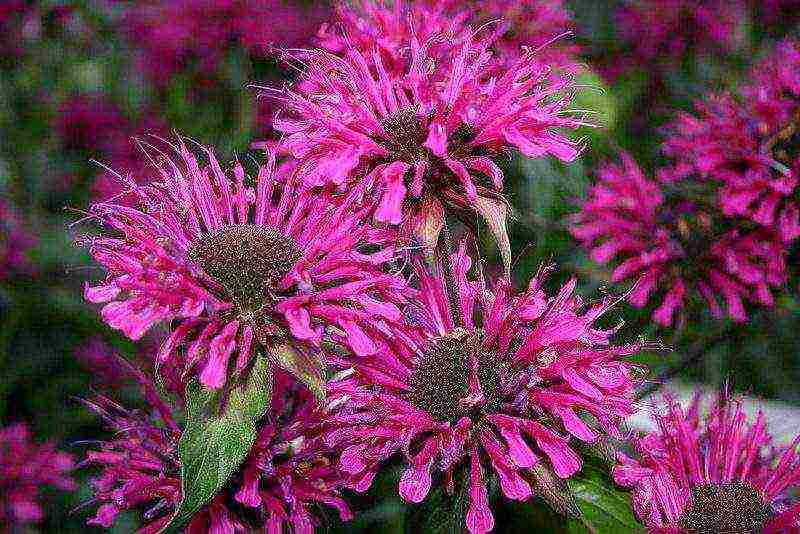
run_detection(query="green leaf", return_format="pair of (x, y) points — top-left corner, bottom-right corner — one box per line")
(474, 195), (512, 274)
(566, 463), (645, 534)
(229, 351), (273, 420)
(160, 354), (273, 533)
(268, 342), (326, 401)
(407, 481), (469, 534)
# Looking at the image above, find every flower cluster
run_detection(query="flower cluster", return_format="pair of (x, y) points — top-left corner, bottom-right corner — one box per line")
(70, 3), (655, 532)
(570, 152), (787, 326)
(614, 391), (800, 533)
(0, 423), (75, 527)
(81, 367), (352, 532)
(326, 247), (645, 533)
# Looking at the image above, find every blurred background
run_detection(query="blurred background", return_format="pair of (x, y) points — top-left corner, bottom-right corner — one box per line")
(1, 0), (799, 531)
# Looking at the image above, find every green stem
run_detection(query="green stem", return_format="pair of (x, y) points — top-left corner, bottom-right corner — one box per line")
(439, 217), (464, 329)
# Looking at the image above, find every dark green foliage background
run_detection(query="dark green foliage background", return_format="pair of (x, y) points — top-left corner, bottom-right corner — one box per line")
(0, 1), (798, 532)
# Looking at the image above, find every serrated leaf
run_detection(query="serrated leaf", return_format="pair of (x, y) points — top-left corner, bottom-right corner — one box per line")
(474, 195), (511, 274)
(268, 342), (326, 401)
(160, 356), (273, 533)
(566, 463), (645, 534)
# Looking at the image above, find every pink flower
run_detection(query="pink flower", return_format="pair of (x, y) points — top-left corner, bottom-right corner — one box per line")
(0, 423), (75, 527)
(663, 39), (800, 244)
(78, 138), (407, 390)
(613, 0), (746, 72)
(613, 391), (800, 533)
(122, 0), (328, 85)
(571, 152), (788, 326)
(0, 200), (36, 280)
(272, 25), (583, 252)
(81, 369), (352, 532)
(316, 0), (578, 75)
(325, 244), (645, 533)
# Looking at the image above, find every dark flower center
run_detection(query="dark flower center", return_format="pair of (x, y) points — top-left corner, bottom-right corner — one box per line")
(188, 224), (302, 313)
(380, 106), (427, 164)
(408, 330), (500, 423)
(678, 482), (774, 534)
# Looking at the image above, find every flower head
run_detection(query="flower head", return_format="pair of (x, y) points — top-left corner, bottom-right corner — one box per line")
(326, 245), (644, 533)
(78, 138), (407, 390)
(0, 423), (75, 526)
(613, 391), (800, 533)
(663, 39), (800, 244)
(81, 367), (352, 532)
(272, 26), (582, 257)
(570, 152), (787, 326)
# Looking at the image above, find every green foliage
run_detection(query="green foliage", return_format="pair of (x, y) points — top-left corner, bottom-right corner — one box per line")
(567, 463), (644, 533)
(162, 353), (272, 532)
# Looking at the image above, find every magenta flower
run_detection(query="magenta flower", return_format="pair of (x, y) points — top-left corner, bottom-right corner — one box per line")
(0, 423), (75, 527)
(317, 0), (577, 75)
(81, 369), (352, 532)
(614, 0), (746, 72)
(571, 153), (787, 326)
(123, 0), (327, 85)
(613, 392), (800, 533)
(79, 138), (407, 390)
(663, 40), (800, 244)
(325, 245), (644, 533)
(272, 27), (582, 256)
(0, 200), (36, 280)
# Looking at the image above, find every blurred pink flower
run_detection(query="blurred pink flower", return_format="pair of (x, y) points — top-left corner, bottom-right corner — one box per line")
(0, 200), (36, 280)
(613, 0), (746, 73)
(316, 0), (578, 74)
(325, 245), (644, 533)
(81, 369), (351, 532)
(79, 138), (407, 390)
(56, 94), (168, 202)
(664, 40), (800, 244)
(123, 0), (329, 85)
(0, 423), (75, 527)
(570, 153), (787, 326)
(613, 391), (800, 533)
(74, 337), (126, 385)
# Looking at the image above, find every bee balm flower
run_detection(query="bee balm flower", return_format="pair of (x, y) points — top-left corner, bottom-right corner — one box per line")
(78, 138), (407, 389)
(614, 392), (800, 533)
(326, 246), (645, 533)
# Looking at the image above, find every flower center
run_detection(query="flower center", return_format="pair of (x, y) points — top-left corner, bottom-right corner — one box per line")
(407, 330), (500, 423)
(380, 106), (427, 164)
(188, 224), (302, 313)
(678, 482), (773, 534)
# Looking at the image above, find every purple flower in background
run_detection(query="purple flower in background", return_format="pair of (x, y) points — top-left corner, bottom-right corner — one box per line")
(0, 200), (36, 280)
(81, 369), (353, 532)
(613, 0), (746, 74)
(56, 94), (168, 202)
(326, 245), (644, 533)
(664, 39), (800, 244)
(122, 0), (329, 85)
(0, 423), (75, 527)
(316, 0), (578, 75)
(571, 153), (787, 326)
(613, 392), (800, 533)
(74, 337), (126, 385)
(79, 138), (407, 390)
